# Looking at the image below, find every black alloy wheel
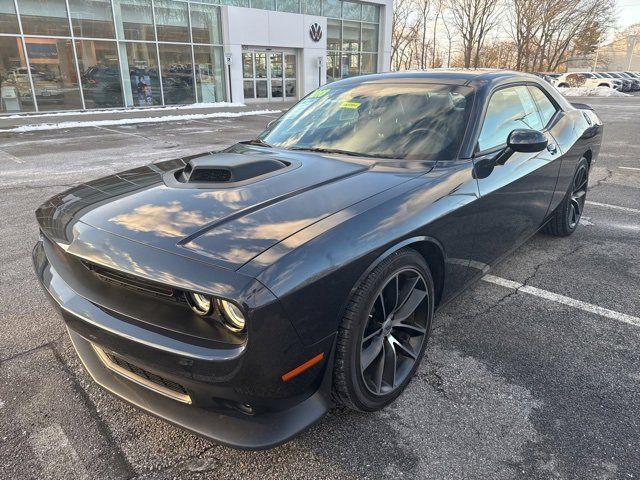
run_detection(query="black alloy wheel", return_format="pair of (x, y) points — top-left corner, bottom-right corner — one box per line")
(568, 163), (588, 229)
(360, 268), (429, 395)
(333, 248), (434, 411)
(543, 156), (590, 237)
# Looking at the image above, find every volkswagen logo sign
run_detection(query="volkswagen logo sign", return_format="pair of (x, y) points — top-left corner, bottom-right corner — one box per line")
(309, 23), (323, 42)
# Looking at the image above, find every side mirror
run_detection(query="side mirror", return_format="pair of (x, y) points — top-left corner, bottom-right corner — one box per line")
(489, 129), (548, 167)
(507, 129), (548, 153)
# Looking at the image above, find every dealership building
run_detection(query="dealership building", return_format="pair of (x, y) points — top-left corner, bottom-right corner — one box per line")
(0, 0), (392, 114)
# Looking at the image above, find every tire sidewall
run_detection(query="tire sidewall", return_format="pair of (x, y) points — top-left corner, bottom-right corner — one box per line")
(561, 157), (590, 234)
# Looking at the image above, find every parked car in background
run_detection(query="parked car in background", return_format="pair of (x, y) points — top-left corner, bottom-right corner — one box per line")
(590, 73), (626, 91)
(5, 69), (65, 105)
(555, 72), (622, 91)
(532, 72), (558, 84)
(615, 72), (640, 91)
(83, 65), (123, 108)
(599, 73), (632, 91)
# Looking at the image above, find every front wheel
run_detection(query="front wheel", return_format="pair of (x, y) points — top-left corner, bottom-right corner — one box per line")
(332, 248), (434, 411)
(543, 157), (589, 236)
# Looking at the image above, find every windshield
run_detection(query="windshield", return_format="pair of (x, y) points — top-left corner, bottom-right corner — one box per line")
(259, 82), (473, 160)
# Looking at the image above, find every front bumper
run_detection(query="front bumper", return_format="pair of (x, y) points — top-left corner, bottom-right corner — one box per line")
(33, 238), (334, 449)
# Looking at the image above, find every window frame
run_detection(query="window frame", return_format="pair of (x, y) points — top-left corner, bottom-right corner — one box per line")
(526, 84), (560, 130)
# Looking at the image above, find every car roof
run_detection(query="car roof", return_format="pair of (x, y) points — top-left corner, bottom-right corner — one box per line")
(329, 69), (544, 88)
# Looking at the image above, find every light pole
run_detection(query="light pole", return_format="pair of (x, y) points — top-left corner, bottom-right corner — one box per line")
(592, 42), (600, 71)
(628, 35), (638, 71)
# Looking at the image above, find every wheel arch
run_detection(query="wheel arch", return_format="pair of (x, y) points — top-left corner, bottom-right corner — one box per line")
(346, 236), (446, 311)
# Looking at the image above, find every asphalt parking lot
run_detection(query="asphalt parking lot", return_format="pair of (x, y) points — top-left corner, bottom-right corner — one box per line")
(1, 97), (639, 479)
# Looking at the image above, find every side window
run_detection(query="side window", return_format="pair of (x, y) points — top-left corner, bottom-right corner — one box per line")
(528, 86), (558, 128)
(477, 86), (543, 152)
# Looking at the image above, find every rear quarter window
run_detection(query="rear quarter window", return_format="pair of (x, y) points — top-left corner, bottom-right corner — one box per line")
(528, 86), (558, 128)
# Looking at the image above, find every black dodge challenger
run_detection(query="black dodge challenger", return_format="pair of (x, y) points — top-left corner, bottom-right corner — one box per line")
(33, 70), (602, 449)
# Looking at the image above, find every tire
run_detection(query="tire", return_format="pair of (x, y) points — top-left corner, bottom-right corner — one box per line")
(598, 83), (609, 88)
(558, 83), (569, 88)
(333, 248), (434, 411)
(543, 157), (589, 237)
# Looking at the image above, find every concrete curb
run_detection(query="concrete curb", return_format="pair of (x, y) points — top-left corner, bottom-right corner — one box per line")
(0, 102), (292, 129)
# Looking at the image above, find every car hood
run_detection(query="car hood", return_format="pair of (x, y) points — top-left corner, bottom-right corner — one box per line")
(37, 145), (433, 271)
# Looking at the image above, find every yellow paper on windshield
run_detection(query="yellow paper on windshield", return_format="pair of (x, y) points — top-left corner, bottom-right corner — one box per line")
(340, 101), (361, 109)
(309, 89), (329, 98)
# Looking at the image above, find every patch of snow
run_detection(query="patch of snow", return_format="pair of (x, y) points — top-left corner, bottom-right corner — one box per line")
(1, 102), (245, 119)
(557, 86), (630, 97)
(0, 110), (282, 133)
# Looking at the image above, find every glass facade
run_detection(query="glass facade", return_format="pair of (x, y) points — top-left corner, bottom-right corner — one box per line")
(1, 0), (226, 113)
(0, 0), (381, 113)
(324, 0), (379, 82)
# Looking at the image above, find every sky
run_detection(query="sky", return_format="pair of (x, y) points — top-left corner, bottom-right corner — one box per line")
(617, 0), (640, 29)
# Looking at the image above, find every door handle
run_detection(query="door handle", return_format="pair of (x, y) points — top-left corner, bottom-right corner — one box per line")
(547, 143), (558, 155)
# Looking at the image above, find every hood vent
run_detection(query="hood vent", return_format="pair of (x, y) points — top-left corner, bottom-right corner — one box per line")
(177, 153), (288, 185)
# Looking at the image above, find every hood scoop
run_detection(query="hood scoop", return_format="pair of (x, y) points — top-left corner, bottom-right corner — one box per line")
(177, 153), (289, 185)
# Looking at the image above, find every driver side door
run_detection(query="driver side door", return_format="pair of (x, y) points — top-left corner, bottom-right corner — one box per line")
(467, 84), (561, 272)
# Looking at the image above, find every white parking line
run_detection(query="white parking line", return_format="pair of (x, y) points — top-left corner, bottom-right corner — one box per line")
(619, 166), (640, 172)
(586, 201), (640, 214)
(0, 148), (24, 164)
(482, 274), (640, 328)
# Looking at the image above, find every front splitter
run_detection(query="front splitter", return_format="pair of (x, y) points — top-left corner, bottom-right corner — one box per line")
(68, 328), (332, 450)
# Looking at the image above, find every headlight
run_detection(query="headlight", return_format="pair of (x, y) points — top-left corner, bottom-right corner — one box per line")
(218, 299), (246, 332)
(187, 293), (212, 316)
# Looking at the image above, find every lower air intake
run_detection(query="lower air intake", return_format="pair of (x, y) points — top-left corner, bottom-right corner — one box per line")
(93, 345), (192, 404)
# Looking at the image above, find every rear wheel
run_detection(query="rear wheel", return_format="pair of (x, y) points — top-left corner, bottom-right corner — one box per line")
(543, 157), (589, 236)
(333, 248), (434, 411)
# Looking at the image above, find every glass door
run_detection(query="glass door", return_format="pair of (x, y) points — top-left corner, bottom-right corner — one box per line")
(284, 54), (297, 99)
(269, 52), (283, 99)
(242, 50), (297, 102)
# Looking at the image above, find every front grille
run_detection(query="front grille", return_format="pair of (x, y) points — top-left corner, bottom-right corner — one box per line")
(93, 346), (191, 404)
(83, 262), (176, 298)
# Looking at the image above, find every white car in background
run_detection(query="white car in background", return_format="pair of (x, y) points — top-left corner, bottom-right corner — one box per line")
(555, 72), (623, 91)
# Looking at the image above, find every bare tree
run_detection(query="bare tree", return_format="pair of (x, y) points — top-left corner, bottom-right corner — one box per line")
(391, 0), (415, 70)
(417, 0), (432, 69)
(447, 0), (502, 68)
(531, 0), (615, 71)
(440, 11), (456, 67)
(508, 0), (544, 70)
(431, 0), (445, 68)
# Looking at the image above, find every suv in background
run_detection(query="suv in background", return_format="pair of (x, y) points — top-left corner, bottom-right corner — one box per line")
(590, 73), (626, 91)
(599, 72), (632, 91)
(615, 72), (640, 91)
(555, 72), (622, 90)
(82, 65), (123, 108)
